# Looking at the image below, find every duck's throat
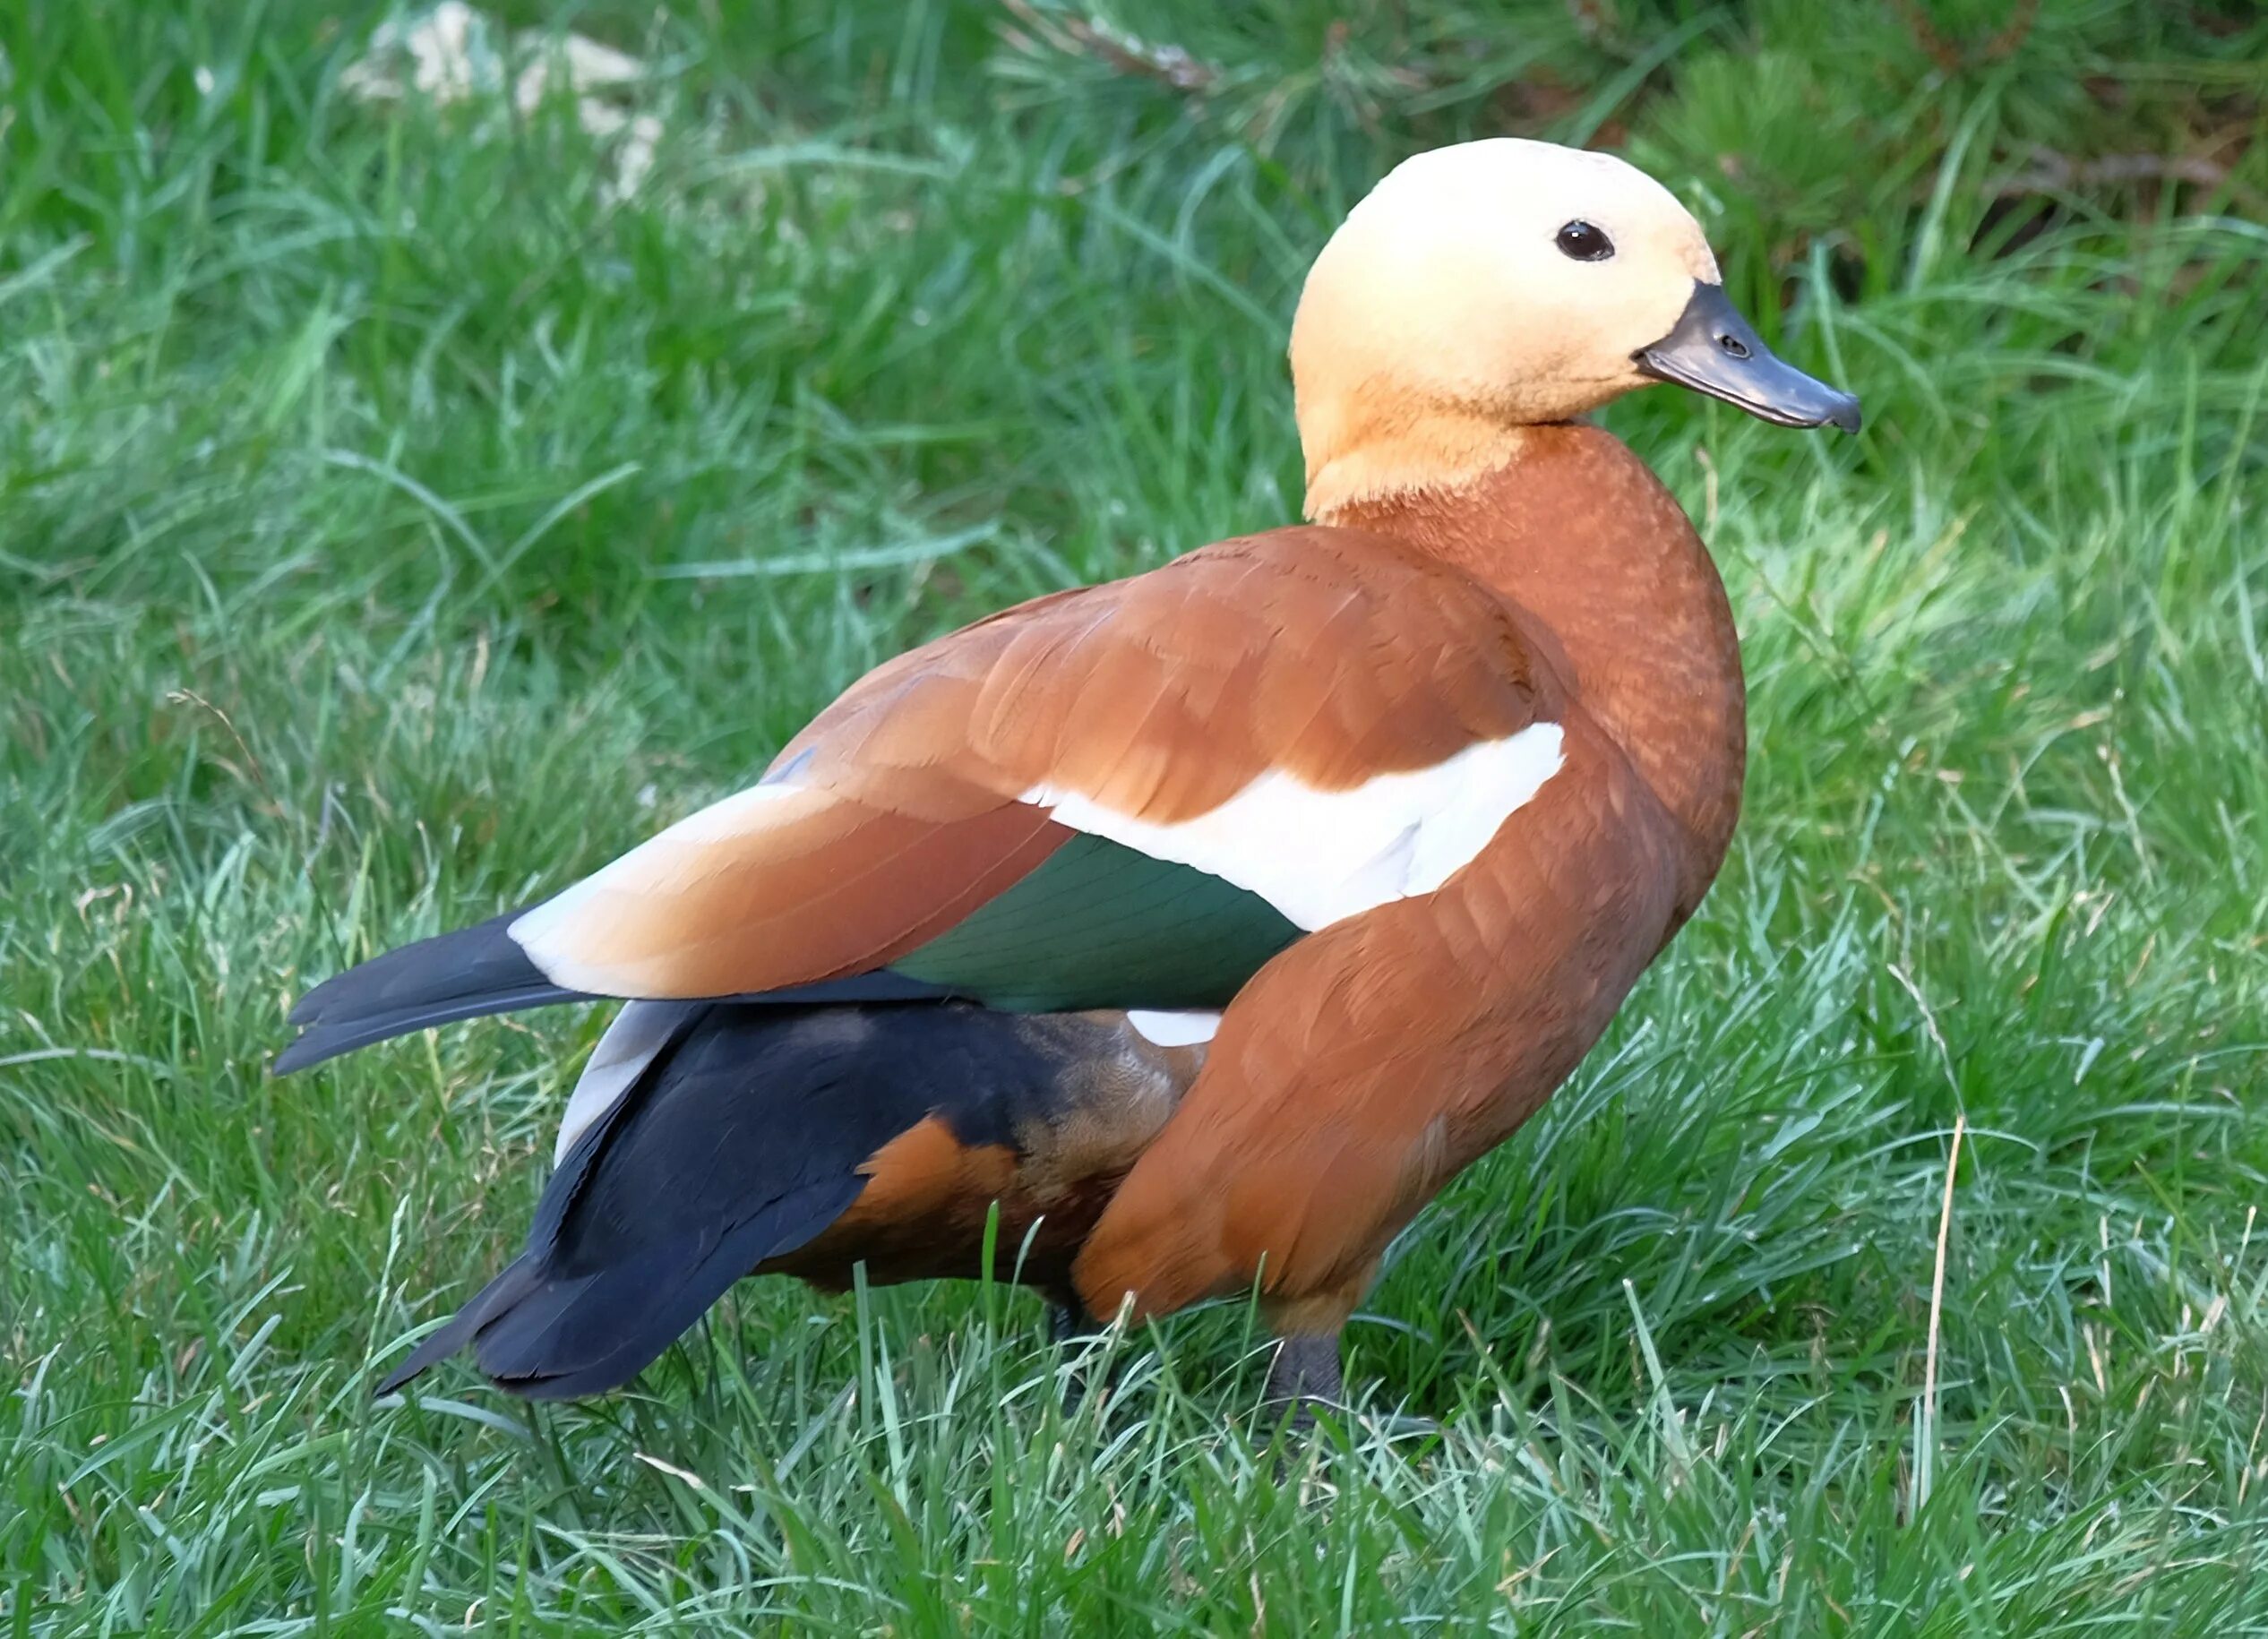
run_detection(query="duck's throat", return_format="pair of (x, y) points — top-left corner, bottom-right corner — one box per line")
(1301, 401), (1532, 522)
(1319, 423), (1746, 905)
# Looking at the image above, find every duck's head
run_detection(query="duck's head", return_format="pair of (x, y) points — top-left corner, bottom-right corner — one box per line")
(1292, 138), (1860, 519)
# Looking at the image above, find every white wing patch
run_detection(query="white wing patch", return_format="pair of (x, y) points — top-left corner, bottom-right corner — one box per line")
(1126, 1009), (1221, 1047)
(1026, 722), (1564, 931)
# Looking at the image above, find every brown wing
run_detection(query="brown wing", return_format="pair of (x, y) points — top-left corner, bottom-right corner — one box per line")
(509, 527), (1554, 1000)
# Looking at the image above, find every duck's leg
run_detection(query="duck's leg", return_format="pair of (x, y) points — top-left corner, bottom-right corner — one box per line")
(1258, 1282), (1365, 1429)
(1045, 1302), (1088, 1347)
(1264, 1330), (1344, 1429)
(1262, 1283), (1442, 1440)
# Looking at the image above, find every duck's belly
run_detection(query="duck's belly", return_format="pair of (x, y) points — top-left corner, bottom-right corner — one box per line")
(755, 1010), (1203, 1307)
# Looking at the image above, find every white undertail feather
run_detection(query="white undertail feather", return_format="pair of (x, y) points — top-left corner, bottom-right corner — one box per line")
(554, 1000), (681, 1163)
(1126, 1009), (1222, 1047)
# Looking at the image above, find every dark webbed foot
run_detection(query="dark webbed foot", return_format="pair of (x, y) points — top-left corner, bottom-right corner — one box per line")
(1046, 1303), (1096, 1348)
(1046, 1302), (1114, 1413)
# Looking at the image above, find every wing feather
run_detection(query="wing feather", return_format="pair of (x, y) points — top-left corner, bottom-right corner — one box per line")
(425, 528), (1558, 1009)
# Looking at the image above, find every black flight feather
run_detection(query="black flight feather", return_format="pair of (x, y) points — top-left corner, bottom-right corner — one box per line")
(277, 912), (583, 1074)
(276, 911), (951, 1075)
(376, 1000), (1078, 1399)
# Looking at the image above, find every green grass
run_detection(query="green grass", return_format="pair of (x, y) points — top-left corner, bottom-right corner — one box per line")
(6, 0), (2268, 1630)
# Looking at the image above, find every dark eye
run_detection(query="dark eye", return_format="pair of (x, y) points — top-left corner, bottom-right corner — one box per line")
(1555, 220), (1614, 262)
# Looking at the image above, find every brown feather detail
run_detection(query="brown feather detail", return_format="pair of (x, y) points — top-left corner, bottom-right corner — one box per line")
(1327, 423), (1746, 913)
(819, 1115), (1021, 1244)
(780, 528), (1555, 822)
(519, 425), (1737, 1336)
(1260, 1279), (1378, 1340)
(507, 420), (1743, 1347)
(512, 793), (1070, 997)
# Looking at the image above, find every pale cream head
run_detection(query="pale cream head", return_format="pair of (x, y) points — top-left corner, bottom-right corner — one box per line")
(1292, 139), (1722, 519)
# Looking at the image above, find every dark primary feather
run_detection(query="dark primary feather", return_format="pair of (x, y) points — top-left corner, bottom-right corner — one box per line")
(278, 913), (580, 1074)
(275, 912), (949, 1075)
(377, 1000), (1087, 1399)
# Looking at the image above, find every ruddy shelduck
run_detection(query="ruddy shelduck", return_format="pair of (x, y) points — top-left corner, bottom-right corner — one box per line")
(279, 138), (1860, 1409)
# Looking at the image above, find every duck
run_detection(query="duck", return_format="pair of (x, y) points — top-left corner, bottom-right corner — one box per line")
(279, 137), (1859, 1410)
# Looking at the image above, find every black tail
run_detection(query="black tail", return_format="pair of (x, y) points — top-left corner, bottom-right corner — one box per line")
(375, 1000), (1076, 1400)
(277, 913), (949, 1075)
(277, 914), (588, 1074)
